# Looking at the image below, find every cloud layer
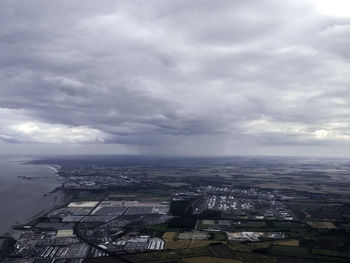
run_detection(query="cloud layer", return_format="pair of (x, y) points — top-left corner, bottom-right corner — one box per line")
(1, 0), (350, 156)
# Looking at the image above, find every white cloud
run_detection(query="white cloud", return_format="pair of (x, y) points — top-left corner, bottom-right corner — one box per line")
(0, 108), (107, 144)
(242, 118), (350, 142)
(11, 122), (107, 144)
(309, 0), (350, 17)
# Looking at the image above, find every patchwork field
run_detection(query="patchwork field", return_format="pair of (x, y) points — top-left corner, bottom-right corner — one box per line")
(189, 240), (226, 248)
(162, 232), (191, 249)
(307, 221), (337, 229)
(274, 239), (299, 247)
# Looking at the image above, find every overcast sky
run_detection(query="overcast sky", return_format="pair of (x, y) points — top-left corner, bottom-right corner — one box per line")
(1, 0), (350, 156)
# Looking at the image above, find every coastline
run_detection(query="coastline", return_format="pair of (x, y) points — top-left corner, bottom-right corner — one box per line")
(25, 190), (65, 222)
(44, 164), (61, 175)
(19, 163), (66, 222)
(0, 160), (66, 237)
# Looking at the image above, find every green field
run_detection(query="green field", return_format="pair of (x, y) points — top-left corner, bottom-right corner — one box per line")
(272, 221), (305, 228)
(312, 248), (350, 258)
(149, 223), (168, 232)
(212, 232), (227, 241)
(270, 245), (310, 257)
(228, 241), (272, 252)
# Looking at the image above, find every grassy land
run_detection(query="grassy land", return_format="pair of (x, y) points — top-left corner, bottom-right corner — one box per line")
(272, 221), (305, 228)
(312, 248), (350, 258)
(228, 241), (272, 252)
(225, 250), (275, 263)
(287, 229), (319, 239)
(162, 231), (191, 249)
(212, 232), (227, 241)
(177, 246), (212, 258)
(241, 221), (266, 228)
(274, 239), (299, 247)
(135, 250), (179, 261)
(270, 244), (350, 262)
(150, 223), (168, 232)
(165, 240), (191, 249)
(181, 256), (243, 263)
(270, 245), (310, 257)
(190, 240), (226, 248)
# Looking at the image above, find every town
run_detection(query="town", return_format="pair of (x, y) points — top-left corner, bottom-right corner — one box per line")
(1, 156), (350, 262)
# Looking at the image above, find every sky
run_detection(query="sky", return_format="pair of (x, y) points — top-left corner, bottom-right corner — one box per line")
(1, 0), (350, 157)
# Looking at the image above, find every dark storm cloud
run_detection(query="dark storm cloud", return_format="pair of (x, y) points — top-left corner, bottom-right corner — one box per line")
(1, 0), (350, 155)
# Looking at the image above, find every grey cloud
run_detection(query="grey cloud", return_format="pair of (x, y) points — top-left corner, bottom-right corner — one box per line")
(318, 24), (350, 59)
(1, 0), (350, 155)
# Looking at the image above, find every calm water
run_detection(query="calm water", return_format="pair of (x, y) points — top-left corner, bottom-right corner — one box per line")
(0, 156), (61, 236)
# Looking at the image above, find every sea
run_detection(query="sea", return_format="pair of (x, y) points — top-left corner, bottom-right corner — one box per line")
(0, 156), (62, 236)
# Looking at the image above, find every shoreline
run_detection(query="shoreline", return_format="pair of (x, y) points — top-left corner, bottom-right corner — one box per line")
(0, 162), (66, 237)
(44, 164), (61, 175)
(4, 191), (67, 239)
(20, 163), (66, 221)
(25, 190), (65, 222)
